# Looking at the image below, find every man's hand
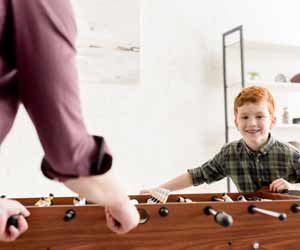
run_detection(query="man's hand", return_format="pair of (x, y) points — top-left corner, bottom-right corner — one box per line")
(105, 200), (140, 234)
(270, 178), (292, 192)
(64, 170), (140, 234)
(0, 199), (30, 242)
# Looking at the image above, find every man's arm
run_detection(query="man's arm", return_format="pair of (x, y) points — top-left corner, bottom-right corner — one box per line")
(64, 169), (140, 234)
(11, 0), (139, 234)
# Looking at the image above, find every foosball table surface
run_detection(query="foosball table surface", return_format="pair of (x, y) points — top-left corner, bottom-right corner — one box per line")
(1, 190), (300, 250)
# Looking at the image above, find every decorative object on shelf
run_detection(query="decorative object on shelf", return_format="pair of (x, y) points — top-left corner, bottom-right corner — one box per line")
(282, 107), (290, 124)
(274, 74), (287, 83)
(247, 71), (260, 81)
(290, 73), (300, 83)
(292, 118), (300, 124)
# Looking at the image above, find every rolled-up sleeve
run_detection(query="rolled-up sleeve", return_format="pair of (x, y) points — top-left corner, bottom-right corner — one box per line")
(10, 0), (112, 181)
(293, 155), (300, 183)
(188, 147), (227, 186)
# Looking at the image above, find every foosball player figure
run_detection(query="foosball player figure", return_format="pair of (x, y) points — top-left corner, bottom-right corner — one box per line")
(176, 196), (193, 203)
(73, 197), (86, 206)
(222, 193), (233, 202)
(34, 193), (54, 207)
(130, 199), (139, 205)
(177, 196), (185, 203)
(147, 197), (159, 204)
(237, 195), (247, 202)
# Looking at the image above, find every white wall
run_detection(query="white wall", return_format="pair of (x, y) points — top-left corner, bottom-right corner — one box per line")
(1, 0), (300, 197)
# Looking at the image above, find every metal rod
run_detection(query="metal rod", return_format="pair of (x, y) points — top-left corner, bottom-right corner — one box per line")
(222, 25), (244, 193)
(205, 207), (217, 216)
(222, 30), (229, 192)
(204, 206), (233, 227)
(223, 25), (243, 36)
(240, 27), (245, 87)
(248, 205), (287, 221)
(211, 196), (225, 202)
(222, 33), (228, 144)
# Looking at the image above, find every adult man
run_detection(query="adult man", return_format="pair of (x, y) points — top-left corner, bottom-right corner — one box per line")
(0, 0), (139, 241)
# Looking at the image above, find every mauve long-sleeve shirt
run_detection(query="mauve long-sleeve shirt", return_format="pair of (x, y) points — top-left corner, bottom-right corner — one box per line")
(0, 0), (112, 181)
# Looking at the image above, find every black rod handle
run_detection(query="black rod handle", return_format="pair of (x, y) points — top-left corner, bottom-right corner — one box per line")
(7, 215), (20, 228)
(291, 204), (300, 213)
(204, 206), (233, 227)
(248, 205), (287, 221)
(64, 209), (76, 221)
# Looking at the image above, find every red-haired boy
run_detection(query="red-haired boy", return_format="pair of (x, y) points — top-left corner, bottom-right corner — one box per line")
(145, 86), (300, 193)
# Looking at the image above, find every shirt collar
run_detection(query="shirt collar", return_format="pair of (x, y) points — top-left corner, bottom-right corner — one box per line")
(241, 134), (275, 156)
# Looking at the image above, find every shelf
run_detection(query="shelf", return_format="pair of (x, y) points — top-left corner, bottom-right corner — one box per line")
(228, 80), (300, 91)
(226, 40), (300, 55)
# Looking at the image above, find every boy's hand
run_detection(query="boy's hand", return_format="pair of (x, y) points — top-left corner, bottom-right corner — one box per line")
(0, 199), (30, 242)
(139, 187), (170, 203)
(269, 178), (292, 192)
(105, 200), (140, 234)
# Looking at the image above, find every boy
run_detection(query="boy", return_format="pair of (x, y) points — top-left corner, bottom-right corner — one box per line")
(147, 86), (300, 193)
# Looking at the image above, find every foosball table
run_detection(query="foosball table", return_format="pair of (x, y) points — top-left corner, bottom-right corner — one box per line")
(1, 189), (300, 250)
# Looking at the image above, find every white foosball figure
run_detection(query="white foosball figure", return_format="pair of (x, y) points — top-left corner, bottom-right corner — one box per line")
(73, 197), (87, 206)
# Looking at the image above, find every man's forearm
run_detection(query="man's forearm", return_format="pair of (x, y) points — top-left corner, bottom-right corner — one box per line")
(63, 169), (129, 207)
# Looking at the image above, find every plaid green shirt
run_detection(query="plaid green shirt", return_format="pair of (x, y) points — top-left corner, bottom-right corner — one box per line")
(188, 135), (300, 192)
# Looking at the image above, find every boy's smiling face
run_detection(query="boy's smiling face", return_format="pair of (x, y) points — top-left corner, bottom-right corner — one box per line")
(234, 101), (276, 151)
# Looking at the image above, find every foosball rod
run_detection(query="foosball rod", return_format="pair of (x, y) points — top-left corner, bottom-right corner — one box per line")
(211, 196), (225, 202)
(248, 205), (287, 221)
(204, 206), (233, 227)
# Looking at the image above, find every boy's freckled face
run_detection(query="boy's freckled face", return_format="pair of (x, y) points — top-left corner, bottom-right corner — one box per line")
(234, 101), (276, 150)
